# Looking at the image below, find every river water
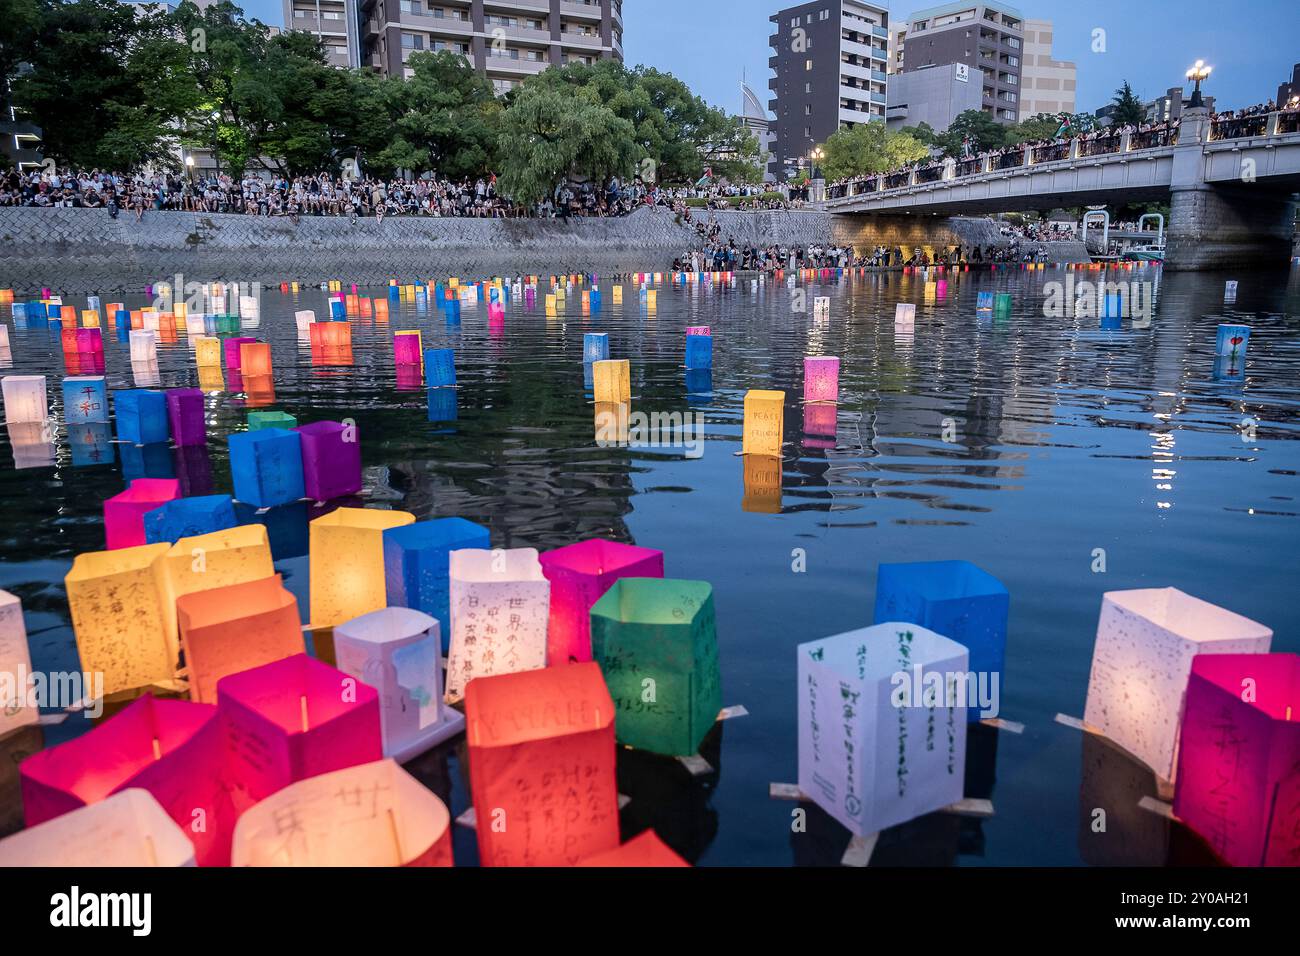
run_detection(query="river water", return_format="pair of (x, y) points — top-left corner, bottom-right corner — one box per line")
(1, 263), (1298, 866)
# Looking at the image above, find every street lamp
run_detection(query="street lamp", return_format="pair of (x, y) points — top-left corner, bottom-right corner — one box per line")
(810, 146), (825, 180)
(1186, 60), (1212, 110)
(185, 155), (195, 183)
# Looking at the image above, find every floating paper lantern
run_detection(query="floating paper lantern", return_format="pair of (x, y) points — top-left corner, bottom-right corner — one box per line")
(1173, 653), (1299, 866)
(465, 662), (620, 866)
(1, 375), (48, 423)
(177, 574), (304, 705)
(424, 348), (456, 388)
(335, 607), (465, 759)
(0, 789), (195, 867)
(685, 334), (712, 370)
(742, 389), (784, 456)
(231, 759), (452, 867)
(590, 578), (721, 756)
(165, 387), (206, 447)
(539, 538), (664, 666)
(158, 524), (275, 651)
(20, 694), (229, 864)
(444, 548), (550, 702)
(185, 314), (206, 336)
(575, 829), (690, 867)
(894, 303), (916, 329)
(129, 329), (157, 363)
(976, 291), (994, 313)
(143, 494), (237, 544)
(798, 622), (969, 836)
(0, 589), (38, 736)
(394, 330), (422, 367)
(76, 327), (103, 353)
(295, 310), (315, 332)
(873, 560), (1009, 716)
(247, 410), (297, 431)
(309, 508), (415, 628)
(294, 420), (362, 502)
(382, 516), (490, 641)
(218, 654), (383, 815)
(1215, 324), (1250, 361)
(223, 337), (258, 371)
(62, 376), (108, 424)
(1083, 588), (1273, 782)
(194, 336), (221, 367)
(229, 427), (305, 508)
(113, 389), (169, 445)
(583, 333), (609, 363)
(105, 479), (181, 550)
(239, 341), (272, 378)
(592, 359), (630, 404)
(803, 356), (840, 403)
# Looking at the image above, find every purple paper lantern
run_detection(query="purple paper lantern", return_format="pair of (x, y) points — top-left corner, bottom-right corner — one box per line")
(803, 356), (840, 404)
(165, 388), (206, 448)
(294, 420), (361, 502)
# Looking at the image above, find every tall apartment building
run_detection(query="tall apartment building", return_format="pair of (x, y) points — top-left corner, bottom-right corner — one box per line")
(767, 1), (890, 181)
(899, 1), (1024, 124)
(284, 0), (622, 93)
(1017, 18), (1075, 119)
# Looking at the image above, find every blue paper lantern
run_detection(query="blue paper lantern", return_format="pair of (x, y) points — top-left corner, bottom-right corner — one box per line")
(1102, 292), (1123, 318)
(976, 291), (994, 312)
(388, 285), (400, 301)
(425, 348), (456, 387)
(63, 376), (109, 424)
(12, 303), (27, 320)
(873, 559), (1009, 719)
(229, 427), (305, 508)
(114, 309), (130, 328)
(383, 517), (490, 650)
(583, 333), (609, 363)
(113, 389), (169, 445)
(329, 299), (346, 321)
(685, 334), (713, 370)
(143, 494), (237, 544)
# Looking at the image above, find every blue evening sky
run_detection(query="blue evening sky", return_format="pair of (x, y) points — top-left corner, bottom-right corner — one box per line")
(237, 0), (1299, 116)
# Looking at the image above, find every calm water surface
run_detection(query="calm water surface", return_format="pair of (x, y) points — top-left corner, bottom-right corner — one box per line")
(2, 264), (1298, 866)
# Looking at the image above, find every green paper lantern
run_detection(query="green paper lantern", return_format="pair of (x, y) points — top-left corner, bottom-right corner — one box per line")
(590, 578), (721, 756)
(247, 411), (298, 432)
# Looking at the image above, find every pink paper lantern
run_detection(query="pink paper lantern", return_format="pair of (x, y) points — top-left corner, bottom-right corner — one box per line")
(685, 326), (711, 336)
(1174, 653), (1300, 867)
(803, 356), (840, 404)
(20, 694), (232, 865)
(216, 653), (382, 817)
(539, 537), (664, 665)
(104, 479), (182, 550)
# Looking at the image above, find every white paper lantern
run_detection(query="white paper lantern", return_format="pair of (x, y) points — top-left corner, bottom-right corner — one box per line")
(1083, 588), (1272, 781)
(141, 310), (160, 331)
(0, 789), (195, 866)
(798, 622), (968, 836)
(129, 330), (158, 364)
(295, 310), (316, 332)
(334, 607), (464, 762)
(0, 325), (9, 350)
(446, 548), (550, 703)
(895, 303), (916, 329)
(1, 375), (48, 424)
(184, 314), (206, 336)
(0, 589), (38, 736)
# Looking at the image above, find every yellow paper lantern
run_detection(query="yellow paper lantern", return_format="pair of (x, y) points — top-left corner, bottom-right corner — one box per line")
(592, 360), (631, 404)
(742, 389), (785, 457)
(309, 508), (416, 627)
(194, 337), (221, 368)
(159, 525), (275, 657)
(65, 544), (173, 696)
(612, 286), (623, 304)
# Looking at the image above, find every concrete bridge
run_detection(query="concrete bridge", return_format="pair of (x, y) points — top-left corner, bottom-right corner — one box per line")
(825, 108), (1300, 270)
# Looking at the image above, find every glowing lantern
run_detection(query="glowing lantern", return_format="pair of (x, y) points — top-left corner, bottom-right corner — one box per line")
(104, 479), (181, 550)
(76, 327), (103, 353)
(223, 337), (258, 371)
(165, 387), (206, 447)
(20, 694), (230, 864)
(1, 375), (48, 423)
(129, 329), (157, 363)
(583, 333), (609, 363)
(742, 389), (784, 456)
(798, 622), (969, 836)
(1173, 653), (1300, 866)
(158, 524), (275, 651)
(113, 389), (169, 445)
(309, 508), (415, 628)
(394, 330), (422, 366)
(1083, 588), (1273, 782)
(294, 420), (362, 502)
(894, 303), (916, 330)
(465, 662), (620, 866)
(177, 574), (304, 705)
(217, 654), (383, 815)
(247, 410), (296, 431)
(592, 359), (630, 404)
(382, 516), (490, 641)
(592, 578), (720, 756)
(803, 356), (840, 404)
(194, 336), (221, 367)
(0, 789), (195, 867)
(873, 560), (1009, 716)
(240, 341), (273, 377)
(229, 427), (305, 508)
(685, 334), (712, 370)
(231, 759), (452, 867)
(143, 494), (237, 544)
(335, 607), (465, 759)
(295, 310), (315, 332)
(185, 314), (206, 336)
(576, 830), (690, 867)
(539, 538), (664, 666)
(425, 348), (456, 388)
(444, 549), (550, 702)
(1216, 324), (1250, 361)
(0, 589), (38, 736)
(62, 376), (108, 424)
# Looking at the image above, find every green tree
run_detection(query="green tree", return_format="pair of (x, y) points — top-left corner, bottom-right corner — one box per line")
(820, 123), (929, 180)
(0, 0), (42, 105)
(496, 84), (637, 205)
(1109, 81), (1147, 126)
(937, 109), (1008, 157)
(1006, 114), (1061, 144)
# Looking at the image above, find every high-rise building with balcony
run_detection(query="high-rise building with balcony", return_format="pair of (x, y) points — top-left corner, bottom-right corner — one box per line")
(899, 1), (1024, 124)
(1017, 18), (1074, 119)
(284, 0), (362, 68)
(767, 1), (890, 181)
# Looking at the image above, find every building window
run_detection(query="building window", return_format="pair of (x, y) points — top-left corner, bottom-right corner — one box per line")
(401, 33), (424, 49)
(400, 0), (421, 13)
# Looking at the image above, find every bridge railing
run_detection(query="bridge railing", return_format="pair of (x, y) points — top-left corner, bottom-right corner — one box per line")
(1280, 111), (1300, 135)
(1032, 142), (1070, 163)
(916, 165), (944, 184)
(995, 151), (1022, 170)
(1077, 135), (1123, 157)
(1131, 126), (1179, 149)
(954, 157), (983, 178)
(1210, 114), (1269, 140)
(884, 171), (910, 189)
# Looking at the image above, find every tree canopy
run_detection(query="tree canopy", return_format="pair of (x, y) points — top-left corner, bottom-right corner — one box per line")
(819, 124), (929, 180)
